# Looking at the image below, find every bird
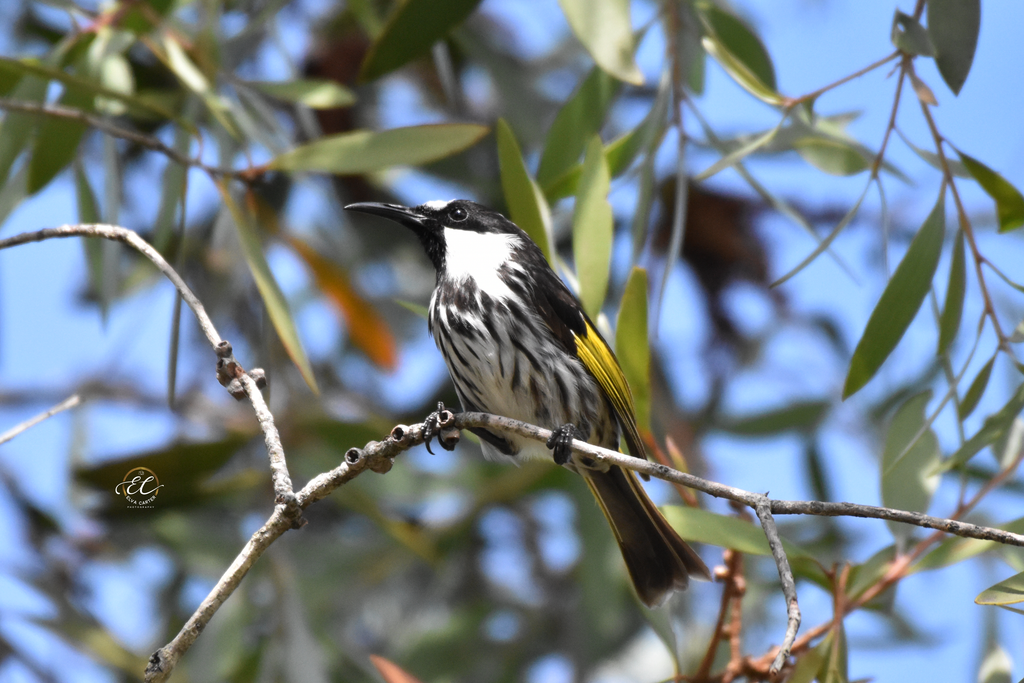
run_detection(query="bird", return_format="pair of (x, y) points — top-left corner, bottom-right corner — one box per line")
(345, 199), (710, 607)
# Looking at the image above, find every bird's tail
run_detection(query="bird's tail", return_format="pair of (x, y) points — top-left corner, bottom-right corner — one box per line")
(583, 465), (711, 608)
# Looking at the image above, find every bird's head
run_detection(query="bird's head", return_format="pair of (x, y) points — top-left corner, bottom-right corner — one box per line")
(344, 199), (531, 276)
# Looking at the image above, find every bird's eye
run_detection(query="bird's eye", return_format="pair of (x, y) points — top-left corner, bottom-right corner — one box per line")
(449, 206), (468, 222)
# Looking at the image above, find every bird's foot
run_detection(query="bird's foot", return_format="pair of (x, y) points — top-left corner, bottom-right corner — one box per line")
(547, 423), (583, 466)
(423, 402), (459, 454)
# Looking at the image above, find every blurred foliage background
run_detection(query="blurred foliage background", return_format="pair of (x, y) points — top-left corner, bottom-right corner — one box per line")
(0, 0), (1023, 681)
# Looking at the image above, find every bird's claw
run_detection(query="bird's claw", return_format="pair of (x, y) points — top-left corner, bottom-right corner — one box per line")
(547, 424), (582, 466)
(423, 401), (458, 454)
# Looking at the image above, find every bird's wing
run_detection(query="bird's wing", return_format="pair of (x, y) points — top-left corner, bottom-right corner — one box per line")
(527, 261), (647, 461)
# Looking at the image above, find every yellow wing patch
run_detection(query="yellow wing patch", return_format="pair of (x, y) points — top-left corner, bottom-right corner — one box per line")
(573, 319), (646, 460)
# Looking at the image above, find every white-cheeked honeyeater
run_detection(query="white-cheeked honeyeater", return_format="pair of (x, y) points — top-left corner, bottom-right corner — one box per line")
(346, 199), (710, 607)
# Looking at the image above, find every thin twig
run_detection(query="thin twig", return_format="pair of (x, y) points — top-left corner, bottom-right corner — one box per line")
(754, 499), (800, 677)
(0, 224), (222, 348)
(0, 394), (81, 446)
(0, 98), (240, 178)
(785, 50), (900, 106)
(240, 372), (296, 509)
(450, 412), (1024, 548)
(144, 417), (438, 682)
(914, 75), (1013, 352)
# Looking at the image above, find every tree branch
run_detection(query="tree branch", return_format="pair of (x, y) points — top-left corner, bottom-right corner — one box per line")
(143, 409), (1024, 681)
(0, 98), (240, 178)
(0, 394), (81, 446)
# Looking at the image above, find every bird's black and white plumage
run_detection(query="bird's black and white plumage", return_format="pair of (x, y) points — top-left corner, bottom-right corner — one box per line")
(346, 199), (710, 607)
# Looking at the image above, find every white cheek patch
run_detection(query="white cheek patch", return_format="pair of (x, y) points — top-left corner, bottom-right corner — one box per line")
(422, 199), (453, 211)
(442, 228), (517, 299)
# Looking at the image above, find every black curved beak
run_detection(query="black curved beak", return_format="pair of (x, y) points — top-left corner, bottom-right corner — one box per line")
(344, 202), (430, 233)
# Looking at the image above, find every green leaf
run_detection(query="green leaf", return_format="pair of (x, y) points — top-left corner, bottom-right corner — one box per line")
(1012, 320), (1024, 344)
(787, 643), (826, 683)
(773, 180), (869, 287)
(819, 625), (849, 683)
(794, 137), (871, 176)
(897, 128), (969, 177)
(928, 0), (980, 95)
(664, 506), (829, 587)
(28, 88), (91, 194)
(542, 78), (667, 201)
(914, 516), (1024, 572)
(957, 150), (1024, 233)
(162, 35), (240, 138)
(844, 192), (945, 398)
(359, 0), (482, 82)
(891, 10), (935, 56)
(977, 645), (1014, 683)
(960, 355), (995, 420)
(536, 67), (620, 189)
(0, 75), (47, 187)
(615, 267), (650, 433)
(249, 79), (356, 109)
(0, 56), (178, 123)
(218, 185), (319, 393)
(557, 0), (642, 85)
(846, 545), (896, 599)
(937, 382), (1024, 473)
(697, 2), (780, 104)
(74, 160), (108, 321)
(976, 570), (1024, 606)
(573, 136), (613, 318)
(718, 401), (830, 436)
(695, 117), (784, 181)
(880, 392), (940, 545)
(0, 61), (21, 95)
(631, 155), (656, 261)
(269, 123), (488, 174)
(663, 506), (808, 558)
(394, 298), (428, 318)
(497, 119), (554, 264)
(938, 230), (966, 355)
(75, 435), (252, 512)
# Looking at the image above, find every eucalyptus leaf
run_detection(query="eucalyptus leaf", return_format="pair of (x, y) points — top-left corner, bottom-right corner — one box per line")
(880, 392), (940, 545)
(359, 0), (482, 82)
(844, 192), (945, 398)
(718, 400), (830, 436)
(773, 181), (869, 287)
(928, 0), (981, 95)
(497, 118), (554, 264)
(74, 160), (107, 320)
(938, 230), (966, 355)
(557, 0), (642, 85)
(696, 2), (779, 103)
(249, 79), (356, 109)
(794, 136), (871, 176)
(957, 150), (1024, 233)
(959, 356), (995, 421)
(938, 382), (1024, 473)
(573, 136), (613, 318)
(269, 124), (489, 174)
(28, 88), (91, 194)
(615, 267), (650, 433)
(218, 185), (318, 393)
(891, 10), (935, 56)
(537, 66), (619, 189)
(976, 570), (1024, 606)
